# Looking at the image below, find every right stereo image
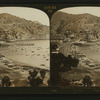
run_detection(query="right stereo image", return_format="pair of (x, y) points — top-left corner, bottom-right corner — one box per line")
(50, 7), (100, 87)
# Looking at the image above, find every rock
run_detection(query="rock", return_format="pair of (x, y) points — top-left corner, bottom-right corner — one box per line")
(31, 51), (34, 53)
(40, 64), (45, 66)
(7, 63), (14, 67)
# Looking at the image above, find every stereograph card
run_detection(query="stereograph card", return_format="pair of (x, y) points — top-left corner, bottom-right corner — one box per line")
(0, 1), (99, 94)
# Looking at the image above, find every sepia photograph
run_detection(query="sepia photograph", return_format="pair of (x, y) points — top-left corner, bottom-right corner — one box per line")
(51, 7), (100, 88)
(0, 7), (50, 87)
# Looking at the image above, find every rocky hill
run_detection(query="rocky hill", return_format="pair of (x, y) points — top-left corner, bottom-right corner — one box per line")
(0, 13), (49, 40)
(51, 11), (100, 41)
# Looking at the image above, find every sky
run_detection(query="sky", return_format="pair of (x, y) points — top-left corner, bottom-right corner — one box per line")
(60, 7), (100, 17)
(0, 7), (49, 26)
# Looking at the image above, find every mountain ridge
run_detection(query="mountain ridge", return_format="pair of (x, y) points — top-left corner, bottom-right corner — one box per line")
(0, 13), (49, 40)
(51, 11), (100, 41)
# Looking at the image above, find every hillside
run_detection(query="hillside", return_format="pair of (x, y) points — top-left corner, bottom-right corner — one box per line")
(51, 11), (100, 41)
(0, 13), (49, 40)
(51, 11), (100, 86)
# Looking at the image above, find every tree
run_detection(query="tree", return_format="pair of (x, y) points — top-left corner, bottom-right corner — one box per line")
(27, 69), (45, 87)
(82, 75), (92, 87)
(27, 69), (38, 87)
(1, 76), (11, 87)
(40, 70), (46, 79)
(50, 52), (79, 86)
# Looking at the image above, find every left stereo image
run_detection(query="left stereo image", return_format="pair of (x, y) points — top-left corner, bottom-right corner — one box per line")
(0, 7), (50, 87)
